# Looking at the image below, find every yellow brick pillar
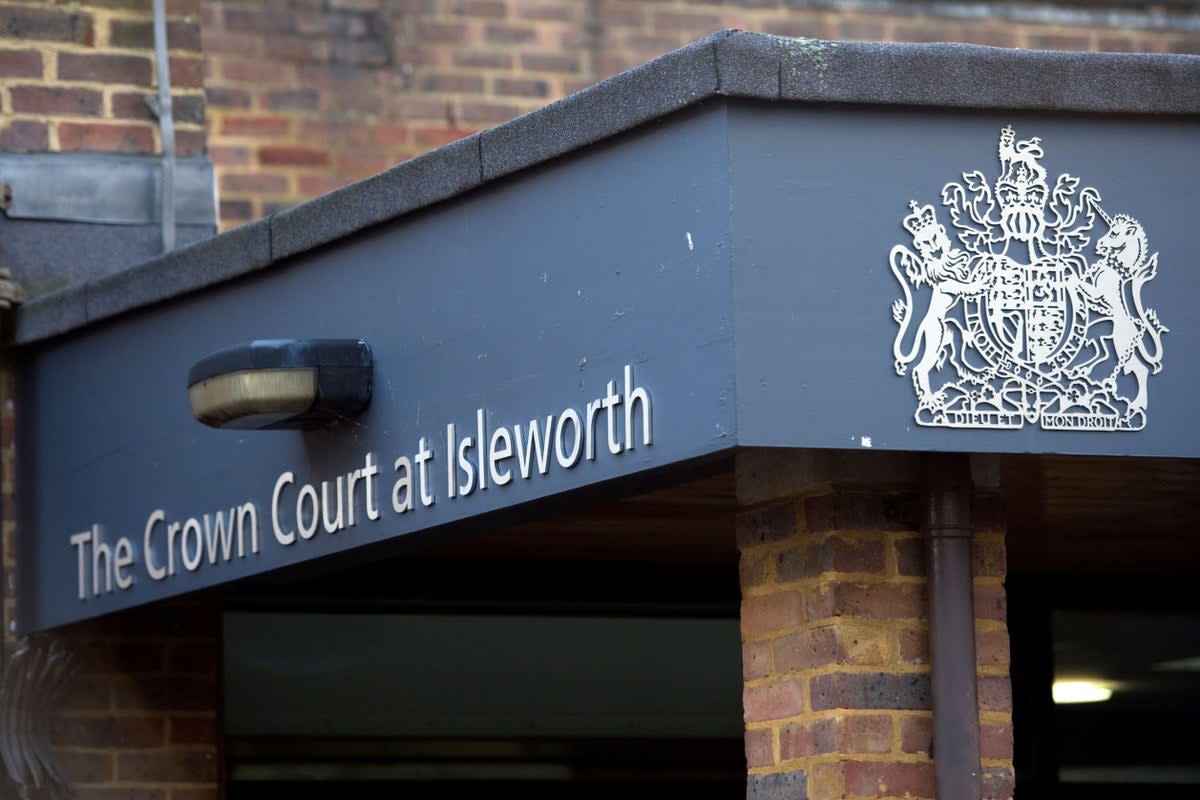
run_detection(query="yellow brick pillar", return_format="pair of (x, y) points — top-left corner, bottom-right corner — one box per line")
(737, 449), (1012, 800)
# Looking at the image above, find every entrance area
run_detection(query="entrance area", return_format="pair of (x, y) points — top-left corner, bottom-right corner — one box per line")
(223, 610), (745, 797)
(1006, 455), (1200, 799)
(221, 471), (745, 796)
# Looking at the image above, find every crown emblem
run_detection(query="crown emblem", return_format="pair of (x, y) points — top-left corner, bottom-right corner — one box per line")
(887, 126), (1167, 432)
(902, 201), (937, 236)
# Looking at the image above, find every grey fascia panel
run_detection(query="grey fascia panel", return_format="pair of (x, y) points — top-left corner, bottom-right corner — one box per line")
(10, 30), (1200, 346)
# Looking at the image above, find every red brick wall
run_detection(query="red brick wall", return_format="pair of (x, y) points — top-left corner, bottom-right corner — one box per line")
(50, 599), (222, 800)
(0, 0), (207, 156)
(201, 0), (1200, 230)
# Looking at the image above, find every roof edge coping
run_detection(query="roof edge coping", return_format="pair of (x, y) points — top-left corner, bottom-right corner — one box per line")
(12, 30), (1200, 345)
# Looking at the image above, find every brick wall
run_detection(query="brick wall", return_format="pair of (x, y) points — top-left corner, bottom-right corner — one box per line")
(201, 0), (1200, 230)
(0, 0), (207, 156)
(737, 467), (1010, 799)
(50, 600), (222, 800)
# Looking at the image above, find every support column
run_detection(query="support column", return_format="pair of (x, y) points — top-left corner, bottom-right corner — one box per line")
(737, 449), (1013, 800)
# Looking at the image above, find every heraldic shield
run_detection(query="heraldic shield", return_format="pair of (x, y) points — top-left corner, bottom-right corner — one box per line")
(889, 125), (1168, 431)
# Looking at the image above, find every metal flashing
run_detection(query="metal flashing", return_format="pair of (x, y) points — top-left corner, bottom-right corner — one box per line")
(0, 153), (216, 227)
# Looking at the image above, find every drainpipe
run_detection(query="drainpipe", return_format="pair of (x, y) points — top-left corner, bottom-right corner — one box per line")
(922, 452), (982, 800)
(152, 0), (176, 252)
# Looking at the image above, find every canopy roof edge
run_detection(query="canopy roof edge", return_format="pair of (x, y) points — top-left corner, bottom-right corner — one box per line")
(13, 29), (1200, 346)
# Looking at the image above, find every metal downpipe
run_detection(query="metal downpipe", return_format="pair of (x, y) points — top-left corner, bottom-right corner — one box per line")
(922, 453), (982, 800)
(152, 0), (176, 252)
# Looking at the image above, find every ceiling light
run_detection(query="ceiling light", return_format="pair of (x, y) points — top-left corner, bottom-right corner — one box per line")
(1052, 680), (1113, 704)
(1152, 656), (1200, 672)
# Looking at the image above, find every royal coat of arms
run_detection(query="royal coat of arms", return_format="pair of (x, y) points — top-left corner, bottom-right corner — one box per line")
(889, 125), (1167, 431)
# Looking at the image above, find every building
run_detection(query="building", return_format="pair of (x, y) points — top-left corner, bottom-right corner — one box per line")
(1, 4), (1199, 800)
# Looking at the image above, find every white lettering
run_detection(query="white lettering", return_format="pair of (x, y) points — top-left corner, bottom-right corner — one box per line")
(204, 509), (237, 563)
(488, 426), (513, 486)
(144, 509), (167, 580)
(393, 455), (414, 513)
(362, 452), (381, 520)
(476, 409), (487, 491)
(346, 468), (362, 525)
(555, 408), (582, 468)
(166, 521), (182, 576)
(415, 437), (435, 507)
(624, 364), (652, 448)
(603, 379), (622, 455)
(72, 524), (136, 597)
(90, 525), (113, 593)
(514, 416), (554, 478)
(297, 484), (319, 540)
(585, 397), (602, 461)
(64, 367), (654, 598)
(238, 502), (259, 556)
(457, 431), (476, 496)
(113, 537), (134, 590)
(321, 478), (345, 533)
(180, 518), (203, 572)
(272, 472), (296, 545)
(446, 423), (457, 499)
(70, 528), (92, 600)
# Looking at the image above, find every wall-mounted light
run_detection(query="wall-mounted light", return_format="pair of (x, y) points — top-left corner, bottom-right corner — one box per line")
(188, 339), (372, 430)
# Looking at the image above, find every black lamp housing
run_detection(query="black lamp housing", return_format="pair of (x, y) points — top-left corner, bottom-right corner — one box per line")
(187, 339), (373, 430)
